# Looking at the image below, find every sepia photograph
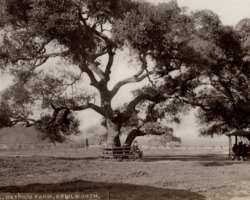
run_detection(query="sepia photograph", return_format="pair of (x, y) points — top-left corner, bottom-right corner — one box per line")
(0, 0), (250, 199)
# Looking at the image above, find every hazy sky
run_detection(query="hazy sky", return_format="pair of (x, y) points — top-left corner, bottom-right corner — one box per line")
(1, 0), (250, 144)
(150, 0), (250, 26)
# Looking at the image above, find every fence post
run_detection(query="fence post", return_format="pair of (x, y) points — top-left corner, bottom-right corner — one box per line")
(86, 138), (89, 151)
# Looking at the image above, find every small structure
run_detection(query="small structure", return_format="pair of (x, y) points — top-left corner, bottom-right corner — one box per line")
(227, 130), (250, 157)
(99, 147), (143, 161)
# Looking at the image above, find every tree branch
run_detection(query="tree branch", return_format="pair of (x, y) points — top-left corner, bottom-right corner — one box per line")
(176, 96), (211, 111)
(123, 129), (145, 146)
(104, 49), (115, 82)
(77, 6), (110, 44)
(37, 51), (68, 59)
(127, 93), (168, 113)
(72, 103), (105, 116)
(25, 119), (43, 127)
(62, 71), (83, 88)
(217, 74), (235, 103)
(80, 64), (99, 88)
(89, 62), (105, 80)
(11, 51), (68, 62)
(110, 71), (154, 97)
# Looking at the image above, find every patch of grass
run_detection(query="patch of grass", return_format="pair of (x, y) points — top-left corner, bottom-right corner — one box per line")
(128, 170), (149, 178)
(200, 161), (235, 167)
(199, 154), (217, 157)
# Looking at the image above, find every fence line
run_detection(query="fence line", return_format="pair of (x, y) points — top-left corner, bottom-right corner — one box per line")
(0, 143), (86, 150)
(0, 143), (228, 150)
(140, 145), (228, 150)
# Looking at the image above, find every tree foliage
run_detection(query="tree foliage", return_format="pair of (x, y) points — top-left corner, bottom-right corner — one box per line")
(180, 14), (250, 137)
(35, 110), (81, 143)
(148, 131), (181, 147)
(0, 0), (197, 147)
(1, 0), (249, 145)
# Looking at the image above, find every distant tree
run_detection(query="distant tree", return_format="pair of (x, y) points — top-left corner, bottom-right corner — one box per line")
(0, 125), (39, 147)
(0, 113), (11, 129)
(0, 97), (30, 128)
(0, 85), (81, 142)
(148, 129), (181, 147)
(85, 125), (107, 145)
(35, 110), (81, 144)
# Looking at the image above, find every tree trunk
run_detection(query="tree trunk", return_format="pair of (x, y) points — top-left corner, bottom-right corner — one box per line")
(123, 129), (144, 147)
(106, 119), (122, 147)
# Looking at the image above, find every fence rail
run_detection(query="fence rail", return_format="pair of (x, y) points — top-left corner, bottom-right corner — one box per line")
(0, 143), (86, 150)
(141, 145), (228, 150)
(0, 143), (229, 150)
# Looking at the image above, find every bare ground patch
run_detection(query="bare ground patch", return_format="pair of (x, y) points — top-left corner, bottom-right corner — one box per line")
(0, 150), (249, 200)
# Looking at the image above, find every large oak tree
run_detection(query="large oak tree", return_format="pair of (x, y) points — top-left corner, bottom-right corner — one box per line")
(0, 0), (206, 146)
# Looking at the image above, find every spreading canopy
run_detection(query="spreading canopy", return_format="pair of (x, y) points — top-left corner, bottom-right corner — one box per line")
(1, 0), (241, 145)
(179, 14), (250, 137)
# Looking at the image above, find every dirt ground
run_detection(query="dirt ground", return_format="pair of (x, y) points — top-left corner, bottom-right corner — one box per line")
(0, 148), (250, 200)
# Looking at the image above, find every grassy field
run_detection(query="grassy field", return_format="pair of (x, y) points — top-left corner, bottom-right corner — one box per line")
(0, 148), (249, 200)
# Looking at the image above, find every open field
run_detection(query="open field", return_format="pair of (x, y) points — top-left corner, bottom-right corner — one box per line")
(0, 148), (249, 200)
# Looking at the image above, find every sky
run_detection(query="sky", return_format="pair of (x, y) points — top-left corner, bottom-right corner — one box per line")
(151, 0), (250, 26)
(1, 0), (250, 145)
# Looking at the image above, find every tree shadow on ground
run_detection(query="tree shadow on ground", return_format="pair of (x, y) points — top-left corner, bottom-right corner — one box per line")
(0, 180), (205, 200)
